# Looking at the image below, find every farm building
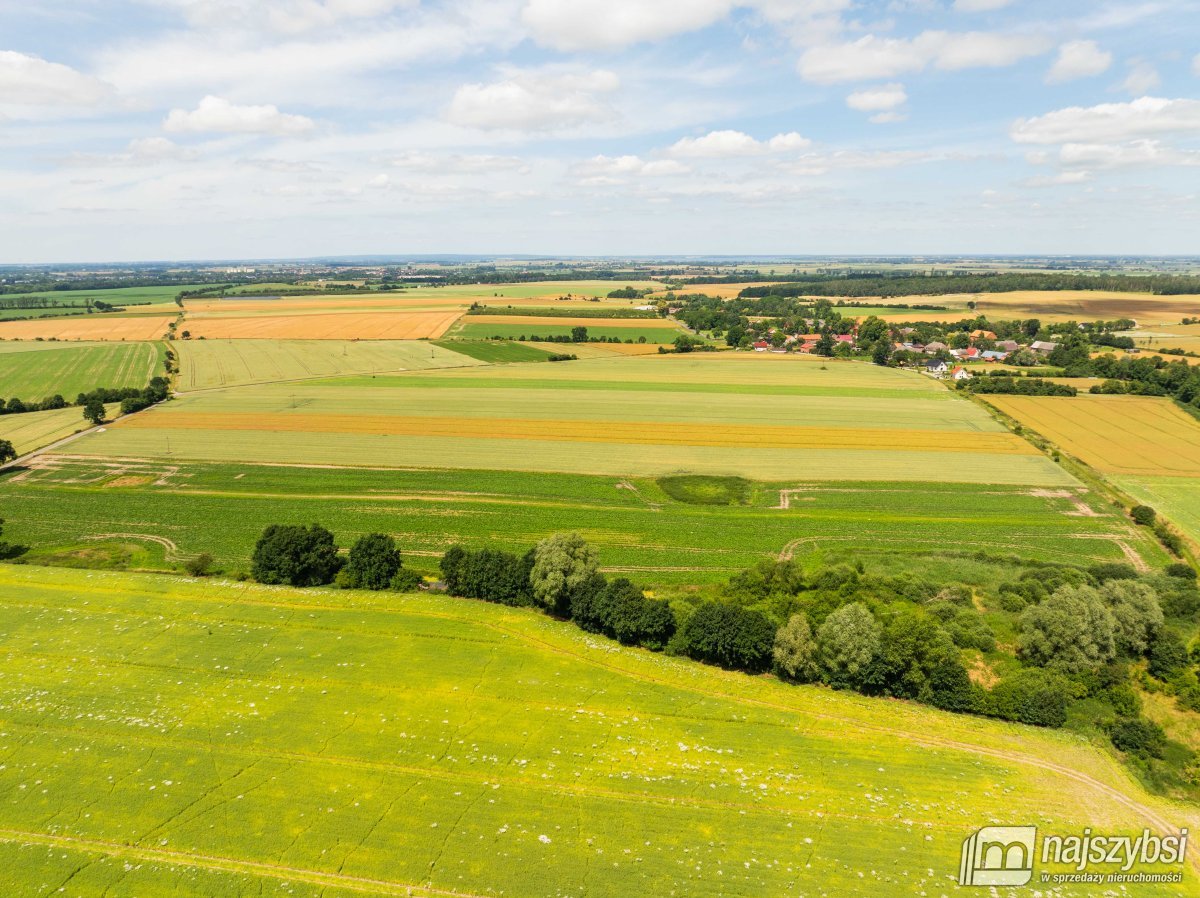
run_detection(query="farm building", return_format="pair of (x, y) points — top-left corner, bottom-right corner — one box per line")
(752, 341), (771, 352)
(925, 359), (950, 376)
(924, 341), (948, 354)
(1031, 340), (1060, 355)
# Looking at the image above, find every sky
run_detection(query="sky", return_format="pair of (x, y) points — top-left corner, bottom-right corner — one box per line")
(0, 0), (1198, 262)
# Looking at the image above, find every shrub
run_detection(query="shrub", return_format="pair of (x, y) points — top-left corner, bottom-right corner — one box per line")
(1088, 562), (1139, 584)
(440, 546), (531, 605)
(183, 553), (214, 578)
(1148, 629), (1190, 680)
(1131, 505), (1157, 526)
(1165, 563), (1198, 581)
(343, 533), (402, 590)
(390, 568), (423, 592)
(1100, 580), (1163, 657)
(1109, 718), (1167, 759)
(251, 524), (343, 587)
(680, 602), (776, 672)
(986, 669), (1070, 728)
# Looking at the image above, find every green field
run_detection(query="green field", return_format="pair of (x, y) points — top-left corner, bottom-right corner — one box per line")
(0, 460), (1159, 583)
(1, 285), (203, 304)
(0, 404), (119, 456)
(431, 340), (554, 363)
(452, 322), (683, 342)
(0, 341), (162, 401)
(64, 355), (1074, 484)
(174, 340), (483, 391)
(1114, 474), (1200, 551)
(0, 564), (1193, 898)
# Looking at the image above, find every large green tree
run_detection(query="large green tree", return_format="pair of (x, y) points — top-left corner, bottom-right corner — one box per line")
(680, 602), (776, 672)
(1100, 580), (1163, 657)
(530, 533), (599, 615)
(0, 439), (16, 464)
(251, 524), (343, 587)
(82, 398), (106, 426)
(816, 602), (881, 690)
(343, 533), (402, 590)
(773, 613), (820, 682)
(1018, 585), (1116, 673)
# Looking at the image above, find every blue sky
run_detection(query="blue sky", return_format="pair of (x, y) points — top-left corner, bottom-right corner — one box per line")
(0, 0), (1198, 262)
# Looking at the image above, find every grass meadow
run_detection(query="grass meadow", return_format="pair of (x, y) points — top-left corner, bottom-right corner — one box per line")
(67, 355), (1073, 484)
(1115, 474), (1200, 552)
(174, 340), (484, 391)
(0, 341), (163, 401)
(0, 564), (1193, 898)
(0, 459), (1159, 583)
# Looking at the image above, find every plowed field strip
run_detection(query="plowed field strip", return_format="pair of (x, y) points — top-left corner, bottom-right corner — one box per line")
(115, 412), (1038, 453)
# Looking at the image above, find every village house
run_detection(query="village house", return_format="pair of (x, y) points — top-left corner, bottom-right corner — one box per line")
(925, 359), (950, 376)
(924, 341), (948, 355)
(951, 366), (973, 381)
(1031, 340), (1060, 355)
(996, 340), (1021, 352)
(969, 329), (997, 342)
(752, 340), (771, 352)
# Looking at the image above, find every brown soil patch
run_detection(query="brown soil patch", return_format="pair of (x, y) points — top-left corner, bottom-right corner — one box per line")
(104, 475), (153, 488)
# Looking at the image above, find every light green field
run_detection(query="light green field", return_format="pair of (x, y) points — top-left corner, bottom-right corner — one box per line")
(0, 341), (161, 401)
(0, 403), (117, 456)
(1, 285), (202, 304)
(174, 340), (483, 391)
(0, 564), (1193, 898)
(1114, 474), (1200, 551)
(431, 340), (555, 363)
(67, 356), (1074, 485)
(452, 322), (683, 342)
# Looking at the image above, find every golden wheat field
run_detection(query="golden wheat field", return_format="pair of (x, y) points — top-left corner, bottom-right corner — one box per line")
(183, 310), (463, 340)
(0, 315), (175, 341)
(984, 394), (1200, 476)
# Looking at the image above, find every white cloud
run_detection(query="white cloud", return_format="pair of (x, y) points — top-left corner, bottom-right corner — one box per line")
(164, 96), (316, 136)
(953, 0), (1013, 10)
(445, 69), (619, 131)
(521, 0), (730, 51)
(1056, 140), (1200, 170)
(384, 152), (528, 173)
(1121, 60), (1161, 95)
(0, 51), (113, 108)
(61, 137), (197, 167)
(140, 0), (421, 35)
(1195, 53), (1200, 76)
(668, 129), (812, 158)
(1046, 41), (1112, 84)
(1012, 97), (1200, 144)
(573, 154), (689, 184)
(1020, 171), (1094, 188)
(798, 30), (1051, 83)
(846, 83), (907, 113)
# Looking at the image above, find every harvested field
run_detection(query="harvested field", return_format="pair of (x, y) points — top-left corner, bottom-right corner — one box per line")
(458, 314), (677, 329)
(0, 315), (175, 342)
(866, 291), (1200, 325)
(174, 340), (482, 391)
(452, 321), (683, 342)
(528, 341), (663, 357)
(983, 394), (1200, 476)
(183, 310), (463, 340)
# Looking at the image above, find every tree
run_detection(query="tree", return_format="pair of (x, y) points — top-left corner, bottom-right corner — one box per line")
(1148, 629), (1189, 679)
(871, 341), (892, 367)
(570, 326), (588, 343)
(638, 599), (676, 651)
(343, 533), (402, 590)
(814, 331), (835, 357)
(251, 524), (343, 587)
(83, 398), (106, 426)
(773, 613), (820, 682)
(857, 316), (889, 346)
(1100, 580), (1163, 657)
(878, 610), (967, 705)
(1109, 718), (1167, 759)
(816, 603), (881, 690)
(441, 546), (530, 605)
(1018, 585), (1116, 673)
(0, 439), (15, 464)
(680, 602), (776, 672)
(530, 533), (598, 615)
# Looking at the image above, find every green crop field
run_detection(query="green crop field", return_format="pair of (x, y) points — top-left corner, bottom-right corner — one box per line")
(1, 284), (203, 304)
(0, 341), (162, 401)
(63, 355), (1074, 484)
(174, 340), (483, 391)
(1114, 474), (1200, 551)
(0, 404), (121, 456)
(451, 322), (684, 342)
(0, 459), (1159, 583)
(0, 564), (1193, 898)
(432, 340), (555, 363)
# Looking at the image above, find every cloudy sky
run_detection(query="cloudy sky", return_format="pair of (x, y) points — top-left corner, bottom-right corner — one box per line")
(1, 0), (1198, 262)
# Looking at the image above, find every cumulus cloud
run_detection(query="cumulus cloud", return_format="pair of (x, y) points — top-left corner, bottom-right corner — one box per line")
(1012, 97), (1200, 144)
(0, 50), (113, 108)
(1057, 140), (1200, 169)
(799, 30), (1051, 83)
(445, 69), (619, 131)
(668, 129), (812, 158)
(1046, 41), (1112, 84)
(573, 154), (689, 184)
(953, 0), (1013, 10)
(164, 96), (316, 135)
(522, 0), (730, 51)
(846, 83), (908, 121)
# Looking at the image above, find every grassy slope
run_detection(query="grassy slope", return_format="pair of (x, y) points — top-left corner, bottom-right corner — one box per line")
(0, 564), (1194, 898)
(174, 340), (483, 391)
(0, 342), (161, 401)
(0, 461), (1159, 584)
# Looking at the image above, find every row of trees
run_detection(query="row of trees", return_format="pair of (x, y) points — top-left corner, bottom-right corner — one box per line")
(251, 524), (422, 591)
(737, 271), (1200, 298)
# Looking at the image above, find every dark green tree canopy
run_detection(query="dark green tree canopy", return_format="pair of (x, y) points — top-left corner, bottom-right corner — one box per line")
(251, 524), (343, 587)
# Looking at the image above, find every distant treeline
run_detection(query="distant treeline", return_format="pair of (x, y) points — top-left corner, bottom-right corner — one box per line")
(738, 272), (1200, 298)
(466, 304), (659, 319)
